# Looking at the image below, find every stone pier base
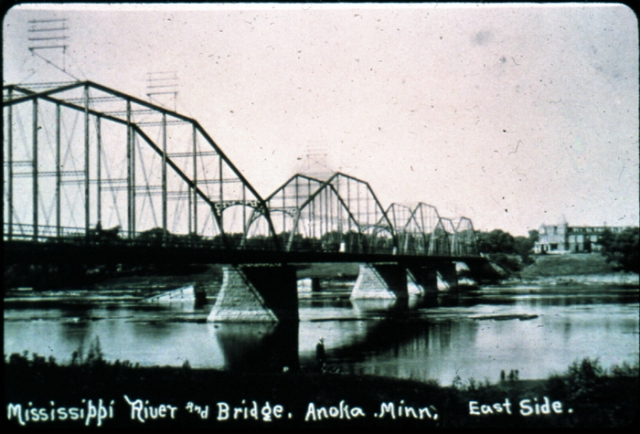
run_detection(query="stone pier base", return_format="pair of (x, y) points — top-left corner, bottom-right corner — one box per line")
(437, 262), (458, 291)
(406, 264), (439, 294)
(406, 269), (424, 296)
(407, 271), (423, 296)
(207, 265), (298, 322)
(350, 263), (408, 299)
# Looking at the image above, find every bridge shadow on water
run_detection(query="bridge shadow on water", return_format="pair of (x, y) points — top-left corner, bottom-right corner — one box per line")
(323, 296), (482, 363)
(207, 293), (490, 374)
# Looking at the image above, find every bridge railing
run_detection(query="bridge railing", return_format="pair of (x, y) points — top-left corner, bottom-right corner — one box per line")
(2, 223), (283, 251)
(4, 223), (86, 243)
(3, 222), (479, 259)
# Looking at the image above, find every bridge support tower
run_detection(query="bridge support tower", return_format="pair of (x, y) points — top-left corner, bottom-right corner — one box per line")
(350, 263), (408, 299)
(437, 262), (458, 291)
(207, 265), (298, 322)
(406, 264), (439, 294)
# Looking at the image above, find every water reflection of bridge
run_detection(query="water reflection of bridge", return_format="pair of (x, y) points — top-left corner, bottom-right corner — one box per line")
(211, 296), (484, 373)
(3, 80), (493, 322)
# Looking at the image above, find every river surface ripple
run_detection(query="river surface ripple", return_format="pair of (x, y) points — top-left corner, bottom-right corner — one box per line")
(4, 285), (639, 385)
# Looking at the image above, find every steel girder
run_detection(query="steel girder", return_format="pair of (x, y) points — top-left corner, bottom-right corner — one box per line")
(319, 172), (396, 253)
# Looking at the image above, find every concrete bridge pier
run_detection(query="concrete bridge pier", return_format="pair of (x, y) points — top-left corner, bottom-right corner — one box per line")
(350, 263), (408, 299)
(406, 264), (439, 294)
(207, 264), (298, 322)
(437, 262), (458, 291)
(406, 268), (424, 296)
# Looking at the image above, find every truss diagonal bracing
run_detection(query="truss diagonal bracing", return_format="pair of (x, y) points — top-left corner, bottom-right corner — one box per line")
(246, 172), (398, 254)
(386, 202), (443, 255)
(4, 80), (478, 257)
(3, 81), (279, 249)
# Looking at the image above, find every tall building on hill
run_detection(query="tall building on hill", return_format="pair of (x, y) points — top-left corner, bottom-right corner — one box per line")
(534, 221), (630, 254)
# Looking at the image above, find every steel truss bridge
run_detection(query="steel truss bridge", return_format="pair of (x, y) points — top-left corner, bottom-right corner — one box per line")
(3, 80), (478, 261)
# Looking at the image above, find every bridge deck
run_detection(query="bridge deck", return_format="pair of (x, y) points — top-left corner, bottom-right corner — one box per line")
(4, 240), (486, 267)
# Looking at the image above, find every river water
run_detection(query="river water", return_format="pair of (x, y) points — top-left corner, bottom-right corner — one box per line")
(4, 284), (639, 385)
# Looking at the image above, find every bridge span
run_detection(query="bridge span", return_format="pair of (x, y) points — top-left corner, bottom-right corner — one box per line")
(3, 80), (491, 322)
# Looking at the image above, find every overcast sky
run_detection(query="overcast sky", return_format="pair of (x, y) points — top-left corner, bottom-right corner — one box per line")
(3, 3), (638, 235)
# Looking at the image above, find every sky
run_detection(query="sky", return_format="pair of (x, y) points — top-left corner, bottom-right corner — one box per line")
(3, 3), (639, 236)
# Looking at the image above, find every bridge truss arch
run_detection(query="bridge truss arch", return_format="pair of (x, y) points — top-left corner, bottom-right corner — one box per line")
(3, 81), (279, 249)
(246, 172), (397, 253)
(321, 173), (397, 254)
(387, 202), (444, 256)
(451, 216), (478, 256)
(427, 217), (452, 256)
(244, 173), (325, 249)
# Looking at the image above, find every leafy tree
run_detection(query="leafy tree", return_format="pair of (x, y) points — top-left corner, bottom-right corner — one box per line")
(489, 252), (523, 273)
(476, 229), (542, 273)
(598, 227), (639, 273)
(476, 229), (516, 254)
(565, 358), (605, 401)
(514, 230), (539, 265)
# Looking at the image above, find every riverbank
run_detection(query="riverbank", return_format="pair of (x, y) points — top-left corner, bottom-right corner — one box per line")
(508, 253), (639, 287)
(5, 354), (637, 427)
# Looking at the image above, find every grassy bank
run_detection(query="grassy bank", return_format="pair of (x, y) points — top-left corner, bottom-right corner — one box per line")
(514, 253), (639, 286)
(5, 352), (638, 428)
(521, 253), (618, 277)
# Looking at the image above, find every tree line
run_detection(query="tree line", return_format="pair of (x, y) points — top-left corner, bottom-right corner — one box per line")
(598, 227), (639, 273)
(475, 227), (639, 274)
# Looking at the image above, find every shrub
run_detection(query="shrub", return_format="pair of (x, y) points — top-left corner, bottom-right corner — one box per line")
(599, 228), (639, 273)
(610, 361), (639, 377)
(491, 253), (523, 273)
(565, 357), (605, 401)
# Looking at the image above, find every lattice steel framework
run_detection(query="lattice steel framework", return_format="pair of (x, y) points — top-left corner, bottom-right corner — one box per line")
(387, 202), (444, 255)
(451, 217), (478, 256)
(320, 173), (396, 253)
(246, 172), (397, 253)
(3, 81), (279, 249)
(429, 218), (453, 256)
(244, 174), (324, 248)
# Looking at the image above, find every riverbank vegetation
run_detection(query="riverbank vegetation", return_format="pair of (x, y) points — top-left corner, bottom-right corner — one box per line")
(475, 229), (539, 274)
(519, 253), (622, 278)
(5, 345), (638, 428)
(476, 227), (639, 282)
(599, 227), (640, 273)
